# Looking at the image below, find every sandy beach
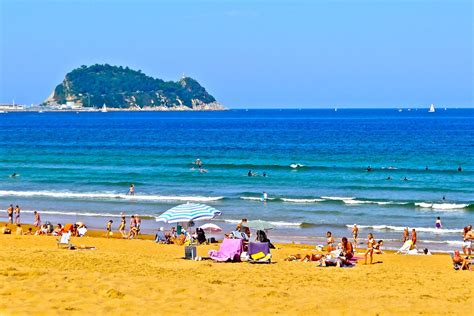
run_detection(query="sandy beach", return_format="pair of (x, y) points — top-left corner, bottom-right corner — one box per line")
(0, 224), (472, 315)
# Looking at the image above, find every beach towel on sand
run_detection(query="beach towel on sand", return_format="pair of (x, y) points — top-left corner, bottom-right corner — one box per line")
(209, 238), (243, 262)
(396, 240), (413, 254)
(248, 242), (272, 263)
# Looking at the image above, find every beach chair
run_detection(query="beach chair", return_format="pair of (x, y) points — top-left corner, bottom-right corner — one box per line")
(209, 238), (243, 262)
(248, 242), (272, 264)
(57, 232), (73, 249)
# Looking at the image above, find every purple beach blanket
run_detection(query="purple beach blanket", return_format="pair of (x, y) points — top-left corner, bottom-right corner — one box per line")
(209, 238), (243, 262)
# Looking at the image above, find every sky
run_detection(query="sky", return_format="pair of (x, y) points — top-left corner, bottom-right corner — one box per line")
(0, 0), (472, 108)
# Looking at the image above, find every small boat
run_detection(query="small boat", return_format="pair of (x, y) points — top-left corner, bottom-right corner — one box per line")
(101, 103), (108, 112)
(398, 109), (403, 112)
(428, 104), (435, 113)
(334, 108), (338, 112)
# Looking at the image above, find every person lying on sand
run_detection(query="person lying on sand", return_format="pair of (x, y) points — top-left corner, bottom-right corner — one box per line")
(452, 250), (471, 271)
(284, 254), (323, 262)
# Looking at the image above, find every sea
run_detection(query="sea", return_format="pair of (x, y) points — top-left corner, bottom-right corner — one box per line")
(0, 109), (472, 252)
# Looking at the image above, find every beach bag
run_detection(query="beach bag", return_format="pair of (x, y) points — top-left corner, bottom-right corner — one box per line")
(185, 246), (197, 260)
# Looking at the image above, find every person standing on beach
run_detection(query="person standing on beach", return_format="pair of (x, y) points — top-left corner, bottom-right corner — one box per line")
(462, 226), (473, 256)
(262, 192), (268, 202)
(119, 216), (126, 238)
(7, 204), (14, 224)
(128, 184), (135, 196)
(364, 233), (375, 264)
(403, 227), (409, 242)
(14, 205), (21, 224)
(135, 215), (141, 234)
(33, 211), (41, 227)
(106, 220), (113, 238)
(326, 231), (335, 252)
(411, 229), (417, 247)
(352, 224), (359, 247)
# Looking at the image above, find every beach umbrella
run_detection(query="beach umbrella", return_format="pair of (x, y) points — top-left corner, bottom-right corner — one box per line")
(156, 203), (222, 224)
(199, 223), (222, 233)
(246, 220), (275, 230)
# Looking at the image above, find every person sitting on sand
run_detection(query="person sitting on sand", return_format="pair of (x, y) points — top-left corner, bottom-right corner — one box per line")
(236, 218), (251, 237)
(341, 237), (354, 260)
(374, 240), (384, 254)
(119, 216), (127, 238)
(452, 250), (471, 271)
(326, 231), (335, 252)
(1, 224), (11, 234)
(53, 224), (63, 236)
(15, 224), (23, 235)
(364, 233), (376, 265)
(24, 227), (33, 235)
(155, 227), (168, 243)
(36, 224), (48, 235)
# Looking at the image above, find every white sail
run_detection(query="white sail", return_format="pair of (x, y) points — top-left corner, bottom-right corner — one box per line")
(428, 104), (435, 112)
(101, 103), (108, 112)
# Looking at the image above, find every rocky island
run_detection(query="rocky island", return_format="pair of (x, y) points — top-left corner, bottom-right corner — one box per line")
(44, 64), (225, 111)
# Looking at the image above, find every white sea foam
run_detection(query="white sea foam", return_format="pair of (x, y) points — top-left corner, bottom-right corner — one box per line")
(415, 202), (469, 210)
(224, 219), (302, 227)
(289, 163), (305, 169)
(280, 198), (324, 203)
(19, 209), (156, 219)
(343, 199), (406, 206)
(0, 190), (223, 202)
(321, 196), (355, 201)
(348, 224), (462, 234)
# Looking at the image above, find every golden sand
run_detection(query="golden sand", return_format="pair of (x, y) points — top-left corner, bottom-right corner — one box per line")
(0, 225), (472, 315)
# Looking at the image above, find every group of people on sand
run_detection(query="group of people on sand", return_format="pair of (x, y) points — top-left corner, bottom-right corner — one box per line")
(108, 214), (142, 239)
(6, 204), (21, 224)
(453, 225), (474, 270)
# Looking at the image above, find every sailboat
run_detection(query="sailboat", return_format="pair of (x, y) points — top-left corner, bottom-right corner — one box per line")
(428, 104), (435, 113)
(101, 103), (108, 112)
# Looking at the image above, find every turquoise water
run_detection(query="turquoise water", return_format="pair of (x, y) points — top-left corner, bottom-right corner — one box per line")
(0, 109), (472, 250)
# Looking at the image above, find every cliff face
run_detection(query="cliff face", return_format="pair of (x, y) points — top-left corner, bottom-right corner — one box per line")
(45, 64), (225, 110)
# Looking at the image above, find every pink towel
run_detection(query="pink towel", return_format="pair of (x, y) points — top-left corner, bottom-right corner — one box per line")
(209, 238), (243, 262)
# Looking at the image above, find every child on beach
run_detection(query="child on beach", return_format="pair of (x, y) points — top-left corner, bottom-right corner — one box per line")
(106, 220), (113, 238)
(364, 233), (375, 264)
(326, 231), (335, 252)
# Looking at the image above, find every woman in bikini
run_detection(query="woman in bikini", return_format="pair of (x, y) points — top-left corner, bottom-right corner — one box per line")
(364, 233), (375, 264)
(119, 216), (127, 238)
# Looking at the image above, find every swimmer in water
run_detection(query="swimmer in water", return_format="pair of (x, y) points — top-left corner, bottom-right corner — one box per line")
(195, 159), (202, 169)
(263, 172), (267, 177)
(248, 170), (253, 177)
(457, 165), (462, 172)
(386, 176), (392, 180)
(403, 177), (408, 181)
(425, 166), (429, 171)
(128, 184), (135, 195)
(367, 166), (372, 172)
(9, 173), (18, 178)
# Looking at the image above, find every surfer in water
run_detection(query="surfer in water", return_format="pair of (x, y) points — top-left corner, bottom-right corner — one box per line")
(9, 173), (18, 178)
(128, 184), (135, 196)
(195, 159), (203, 169)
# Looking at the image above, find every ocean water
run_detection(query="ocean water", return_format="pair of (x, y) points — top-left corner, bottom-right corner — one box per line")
(0, 109), (472, 251)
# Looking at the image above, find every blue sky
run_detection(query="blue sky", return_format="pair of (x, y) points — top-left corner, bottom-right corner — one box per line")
(0, 0), (472, 108)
